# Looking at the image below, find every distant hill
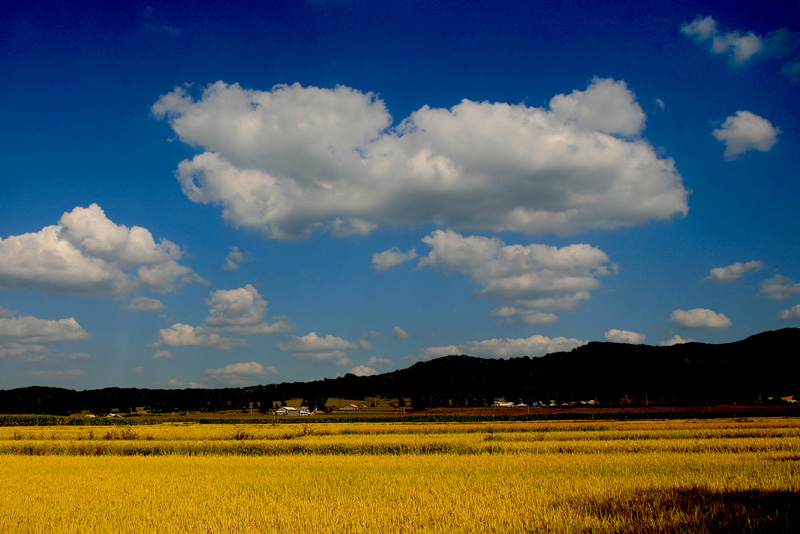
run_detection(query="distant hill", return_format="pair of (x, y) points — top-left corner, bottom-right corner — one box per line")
(1, 328), (798, 414)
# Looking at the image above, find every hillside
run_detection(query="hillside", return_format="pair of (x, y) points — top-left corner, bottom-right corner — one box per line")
(1, 328), (798, 414)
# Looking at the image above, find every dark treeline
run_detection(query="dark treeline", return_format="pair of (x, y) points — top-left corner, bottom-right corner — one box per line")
(1, 328), (798, 415)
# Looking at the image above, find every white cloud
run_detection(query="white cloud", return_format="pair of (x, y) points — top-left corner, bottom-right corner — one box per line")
(669, 308), (732, 329)
(604, 329), (646, 344)
(206, 284), (266, 326)
(659, 335), (695, 346)
(0, 315), (91, 343)
(290, 350), (353, 366)
(124, 296), (165, 313)
(206, 362), (278, 376)
(152, 323), (247, 350)
(153, 79), (688, 240)
(417, 229), (614, 324)
(0, 204), (202, 296)
(372, 248), (418, 271)
(222, 246), (252, 271)
(418, 334), (585, 360)
(205, 285), (295, 335)
(132, 366), (145, 373)
(548, 77), (646, 136)
(163, 378), (208, 389)
(392, 326), (409, 339)
(706, 260), (764, 282)
(681, 15), (763, 64)
(761, 274), (800, 300)
(0, 343), (50, 361)
(276, 332), (359, 352)
(368, 356), (395, 368)
(778, 304), (800, 322)
(28, 369), (86, 378)
(152, 350), (172, 360)
(349, 364), (378, 376)
(680, 15), (718, 42)
(0, 305), (16, 317)
(69, 352), (91, 360)
(682, 16), (800, 80)
(712, 111), (779, 159)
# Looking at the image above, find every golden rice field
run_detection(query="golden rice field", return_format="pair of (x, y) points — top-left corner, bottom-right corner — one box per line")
(1, 418), (798, 533)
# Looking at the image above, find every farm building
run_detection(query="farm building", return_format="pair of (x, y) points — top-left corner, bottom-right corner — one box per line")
(275, 406), (311, 416)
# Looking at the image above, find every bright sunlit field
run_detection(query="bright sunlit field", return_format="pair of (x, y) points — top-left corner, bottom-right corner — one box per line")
(1, 418), (798, 533)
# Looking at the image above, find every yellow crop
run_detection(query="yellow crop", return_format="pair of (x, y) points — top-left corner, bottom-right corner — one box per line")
(0, 418), (797, 533)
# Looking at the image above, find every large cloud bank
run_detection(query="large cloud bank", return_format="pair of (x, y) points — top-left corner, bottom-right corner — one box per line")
(153, 78), (688, 240)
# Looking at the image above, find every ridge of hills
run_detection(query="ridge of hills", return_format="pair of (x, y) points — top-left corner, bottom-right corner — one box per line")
(1, 328), (798, 415)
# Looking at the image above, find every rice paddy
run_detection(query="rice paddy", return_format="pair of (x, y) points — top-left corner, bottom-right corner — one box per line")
(1, 417), (797, 533)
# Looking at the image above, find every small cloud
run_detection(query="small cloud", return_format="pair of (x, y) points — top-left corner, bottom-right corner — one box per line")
(669, 308), (732, 329)
(778, 304), (800, 322)
(0, 315), (92, 343)
(123, 296), (165, 313)
(222, 246), (253, 271)
(705, 260), (764, 282)
(659, 335), (695, 346)
(681, 15), (763, 64)
(69, 352), (91, 360)
(712, 111), (779, 159)
(132, 366), (145, 373)
(277, 332), (359, 352)
(761, 274), (800, 300)
(392, 326), (409, 339)
(152, 323), (247, 350)
(163, 378), (207, 389)
(349, 364), (377, 376)
(368, 356), (395, 368)
(206, 362), (278, 376)
(604, 329), (646, 344)
(372, 247), (418, 271)
(152, 350), (172, 360)
(290, 350), (353, 366)
(0, 343), (50, 361)
(0, 305), (16, 317)
(417, 334), (585, 361)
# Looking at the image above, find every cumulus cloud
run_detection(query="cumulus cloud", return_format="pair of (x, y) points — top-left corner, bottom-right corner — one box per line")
(290, 350), (353, 366)
(778, 304), (800, 322)
(604, 329), (646, 344)
(669, 308), (732, 329)
(205, 284), (295, 334)
(276, 332), (359, 352)
(162, 378), (207, 389)
(414, 229), (614, 324)
(152, 350), (172, 360)
(761, 274), (800, 300)
(0, 204), (202, 296)
(0, 315), (91, 343)
(153, 79), (687, 240)
(0, 343), (50, 361)
(372, 248), (418, 271)
(349, 364), (378, 376)
(124, 296), (165, 313)
(682, 16), (800, 80)
(152, 323), (247, 350)
(681, 15), (762, 64)
(712, 111), (779, 159)
(418, 334), (585, 361)
(206, 362), (278, 385)
(706, 260), (764, 282)
(222, 246), (252, 271)
(368, 356), (395, 368)
(659, 335), (695, 346)
(392, 326), (409, 339)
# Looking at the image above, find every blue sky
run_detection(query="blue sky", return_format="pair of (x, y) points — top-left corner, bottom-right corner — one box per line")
(1, 0), (799, 390)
